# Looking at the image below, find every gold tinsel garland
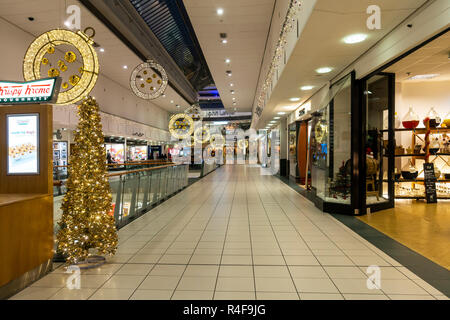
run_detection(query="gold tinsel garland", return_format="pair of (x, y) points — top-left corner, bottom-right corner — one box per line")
(56, 96), (118, 264)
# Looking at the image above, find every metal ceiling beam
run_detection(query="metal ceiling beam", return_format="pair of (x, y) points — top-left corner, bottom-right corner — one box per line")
(79, 0), (197, 104)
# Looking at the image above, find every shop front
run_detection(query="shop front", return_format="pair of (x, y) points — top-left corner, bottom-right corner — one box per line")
(288, 29), (450, 216)
(126, 140), (148, 161)
(361, 29), (450, 208)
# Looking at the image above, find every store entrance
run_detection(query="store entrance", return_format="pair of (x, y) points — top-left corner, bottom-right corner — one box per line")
(357, 30), (450, 269)
(362, 73), (395, 212)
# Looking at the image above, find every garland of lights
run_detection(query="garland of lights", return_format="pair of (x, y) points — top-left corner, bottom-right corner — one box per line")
(169, 113), (194, 139)
(254, 0), (301, 116)
(23, 28), (99, 105)
(130, 59), (168, 100)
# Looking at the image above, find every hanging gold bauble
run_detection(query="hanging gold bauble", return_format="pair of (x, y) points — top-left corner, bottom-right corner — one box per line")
(62, 82), (69, 89)
(23, 27), (99, 105)
(146, 78), (152, 83)
(42, 58), (49, 65)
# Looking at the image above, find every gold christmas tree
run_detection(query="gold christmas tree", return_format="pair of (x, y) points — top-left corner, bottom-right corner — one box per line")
(57, 96), (118, 264)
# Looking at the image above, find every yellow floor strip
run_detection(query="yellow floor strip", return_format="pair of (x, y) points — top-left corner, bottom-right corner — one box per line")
(358, 200), (450, 270)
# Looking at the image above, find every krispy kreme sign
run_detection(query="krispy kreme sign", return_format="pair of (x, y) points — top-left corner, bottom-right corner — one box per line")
(0, 77), (60, 104)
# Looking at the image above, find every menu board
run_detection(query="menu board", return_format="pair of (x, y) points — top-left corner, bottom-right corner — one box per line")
(423, 163), (437, 203)
(7, 114), (39, 174)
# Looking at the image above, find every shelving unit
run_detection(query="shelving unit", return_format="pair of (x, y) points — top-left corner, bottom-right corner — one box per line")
(382, 125), (450, 200)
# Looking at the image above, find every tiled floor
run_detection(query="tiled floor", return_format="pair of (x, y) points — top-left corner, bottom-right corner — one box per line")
(10, 165), (449, 300)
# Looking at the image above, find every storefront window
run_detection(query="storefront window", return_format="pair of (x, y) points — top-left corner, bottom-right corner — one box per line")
(310, 75), (352, 204)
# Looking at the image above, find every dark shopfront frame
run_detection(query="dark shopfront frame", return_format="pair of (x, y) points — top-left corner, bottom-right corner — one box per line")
(292, 70), (395, 216)
(354, 72), (396, 215)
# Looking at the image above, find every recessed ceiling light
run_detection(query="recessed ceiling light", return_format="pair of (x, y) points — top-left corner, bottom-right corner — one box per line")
(232, 97), (236, 101)
(225, 58), (231, 64)
(289, 97), (300, 102)
(170, 100), (174, 104)
(123, 65), (128, 69)
(300, 85), (314, 91)
(316, 67), (333, 74)
(221, 39), (228, 44)
(231, 90), (235, 94)
(162, 94), (166, 98)
(274, 117), (280, 120)
(217, 8), (224, 16)
(343, 33), (368, 44)
(407, 74), (440, 80)
(176, 105), (180, 108)
(277, 112), (286, 115)
(230, 83), (234, 87)
(99, 48), (105, 53)
(64, 20), (71, 28)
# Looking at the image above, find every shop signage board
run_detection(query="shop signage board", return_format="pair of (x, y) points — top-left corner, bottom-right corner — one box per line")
(7, 113), (39, 175)
(0, 77), (60, 105)
(423, 163), (437, 203)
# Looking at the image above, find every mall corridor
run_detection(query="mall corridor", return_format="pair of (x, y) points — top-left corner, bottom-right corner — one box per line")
(10, 165), (447, 300)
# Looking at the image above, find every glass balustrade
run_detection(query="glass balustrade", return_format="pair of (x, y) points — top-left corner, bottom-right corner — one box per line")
(53, 164), (189, 232)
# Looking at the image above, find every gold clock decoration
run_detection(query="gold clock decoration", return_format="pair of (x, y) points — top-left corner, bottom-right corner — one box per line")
(210, 134), (225, 148)
(130, 59), (168, 100)
(169, 113), (194, 139)
(184, 103), (203, 122)
(238, 139), (249, 150)
(23, 27), (99, 105)
(194, 126), (211, 144)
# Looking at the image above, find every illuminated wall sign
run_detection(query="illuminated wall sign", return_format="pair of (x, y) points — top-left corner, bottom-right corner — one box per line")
(297, 102), (312, 119)
(0, 77), (60, 105)
(7, 114), (40, 175)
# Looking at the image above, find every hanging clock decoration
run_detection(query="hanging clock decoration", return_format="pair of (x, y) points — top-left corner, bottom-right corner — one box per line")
(169, 113), (194, 139)
(210, 134), (225, 148)
(130, 59), (168, 100)
(184, 103), (203, 122)
(194, 126), (211, 144)
(238, 139), (249, 150)
(23, 28), (99, 105)
(315, 120), (328, 143)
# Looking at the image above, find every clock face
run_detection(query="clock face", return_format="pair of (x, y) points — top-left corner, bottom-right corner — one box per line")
(130, 60), (168, 100)
(23, 29), (99, 105)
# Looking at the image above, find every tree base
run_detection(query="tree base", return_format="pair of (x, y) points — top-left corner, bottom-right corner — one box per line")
(75, 255), (106, 269)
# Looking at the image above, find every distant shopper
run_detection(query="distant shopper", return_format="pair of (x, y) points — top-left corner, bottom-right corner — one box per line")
(106, 151), (114, 164)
